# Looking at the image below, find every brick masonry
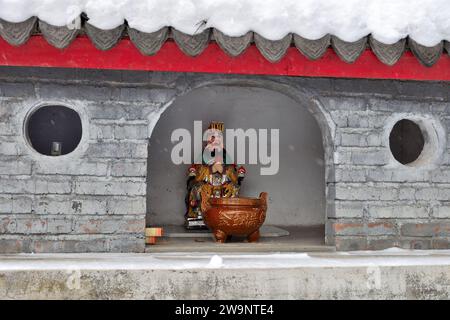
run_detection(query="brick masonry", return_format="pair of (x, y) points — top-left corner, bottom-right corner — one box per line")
(0, 67), (449, 252)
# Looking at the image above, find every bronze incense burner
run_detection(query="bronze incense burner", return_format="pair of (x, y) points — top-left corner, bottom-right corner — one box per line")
(202, 192), (268, 243)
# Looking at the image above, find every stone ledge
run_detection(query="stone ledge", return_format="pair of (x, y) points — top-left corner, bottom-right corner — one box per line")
(0, 251), (450, 299)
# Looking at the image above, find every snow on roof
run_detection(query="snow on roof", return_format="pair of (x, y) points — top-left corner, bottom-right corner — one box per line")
(0, 0), (449, 47)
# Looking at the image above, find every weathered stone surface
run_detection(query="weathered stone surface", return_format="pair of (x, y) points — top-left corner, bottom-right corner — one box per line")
(113, 124), (148, 140)
(335, 183), (399, 201)
(110, 160), (147, 177)
(368, 205), (429, 219)
(254, 33), (292, 63)
(86, 142), (148, 158)
(0, 159), (32, 175)
(335, 148), (389, 166)
(332, 221), (365, 236)
(332, 201), (364, 218)
(434, 206), (450, 219)
(38, 83), (116, 101)
(90, 123), (149, 141)
(72, 216), (144, 234)
(15, 216), (48, 234)
(367, 237), (399, 250)
(2, 253), (450, 299)
(87, 103), (157, 121)
(47, 217), (73, 234)
(107, 197), (146, 215)
(400, 223), (437, 237)
(367, 221), (396, 236)
(73, 179), (146, 196)
(400, 222), (450, 238)
(337, 129), (383, 147)
(35, 179), (72, 195)
(334, 236), (367, 251)
(320, 97), (368, 111)
(0, 178), (35, 194)
(334, 167), (366, 182)
(34, 161), (108, 176)
(118, 88), (176, 103)
(0, 82), (35, 98)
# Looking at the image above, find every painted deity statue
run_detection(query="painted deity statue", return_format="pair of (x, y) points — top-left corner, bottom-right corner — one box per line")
(185, 122), (245, 229)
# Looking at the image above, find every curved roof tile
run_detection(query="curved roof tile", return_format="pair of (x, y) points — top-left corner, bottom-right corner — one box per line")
(38, 20), (78, 49)
(0, 17), (448, 67)
(128, 27), (169, 56)
(254, 33), (292, 63)
(172, 28), (210, 57)
(213, 29), (253, 57)
(85, 23), (125, 51)
(0, 16), (36, 46)
(409, 38), (444, 67)
(369, 36), (406, 66)
(331, 36), (367, 64)
(294, 34), (330, 61)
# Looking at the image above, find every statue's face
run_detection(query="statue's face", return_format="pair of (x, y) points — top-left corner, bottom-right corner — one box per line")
(205, 129), (223, 150)
(203, 128), (224, 165)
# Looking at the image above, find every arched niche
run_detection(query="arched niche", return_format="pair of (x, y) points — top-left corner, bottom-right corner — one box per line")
(146, 85), (326, 229)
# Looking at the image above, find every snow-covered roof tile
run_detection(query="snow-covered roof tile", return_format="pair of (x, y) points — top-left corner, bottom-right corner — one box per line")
(0, 1), (449, 67)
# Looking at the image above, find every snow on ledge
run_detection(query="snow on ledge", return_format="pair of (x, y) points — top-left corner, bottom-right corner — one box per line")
(2, 249), (450, 270)
(0, 0), (449, 46)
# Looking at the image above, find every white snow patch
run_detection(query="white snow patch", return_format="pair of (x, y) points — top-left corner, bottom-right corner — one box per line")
(344, 247), (435, 256)
(0, 0), (449, 46)
(2, 250), (450, 271)
(206, 254), (224, 268)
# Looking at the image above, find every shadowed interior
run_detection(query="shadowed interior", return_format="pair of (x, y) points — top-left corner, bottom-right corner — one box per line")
(26, 105), (82, 156)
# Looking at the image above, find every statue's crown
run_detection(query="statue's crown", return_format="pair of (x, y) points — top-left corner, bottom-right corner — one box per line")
(208, 121), (224, 132)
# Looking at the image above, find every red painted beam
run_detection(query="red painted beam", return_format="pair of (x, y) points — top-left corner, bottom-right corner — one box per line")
(0, 35), (449, 81)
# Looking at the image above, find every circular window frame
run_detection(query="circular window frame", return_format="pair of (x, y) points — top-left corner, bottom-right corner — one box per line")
(385, 114), (446, 169)
(22, 101), (89, 160)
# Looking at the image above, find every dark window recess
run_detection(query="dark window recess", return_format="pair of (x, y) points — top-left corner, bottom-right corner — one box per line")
(389, 119), (425, 165)
(26, 105), (82, 156)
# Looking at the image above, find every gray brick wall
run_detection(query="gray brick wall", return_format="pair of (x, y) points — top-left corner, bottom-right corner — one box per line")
(323, 93), (450, 250)
(0, 67), (449, 252)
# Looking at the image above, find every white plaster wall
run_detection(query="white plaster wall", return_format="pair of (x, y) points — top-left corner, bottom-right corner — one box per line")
(146, 86), (325, 226)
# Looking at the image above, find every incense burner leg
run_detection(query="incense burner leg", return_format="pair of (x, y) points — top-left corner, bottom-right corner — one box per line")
(247, 229), (260, 243)
(214, 229), (227, 243)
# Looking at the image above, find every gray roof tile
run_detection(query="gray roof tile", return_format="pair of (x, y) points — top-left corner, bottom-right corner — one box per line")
(0, 17), (448, 67)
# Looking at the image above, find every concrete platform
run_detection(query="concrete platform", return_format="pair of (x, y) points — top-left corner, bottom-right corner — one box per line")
(146, 225), (331, 253)
(1, 248), (450, 299)
(162, 225), (290, 238)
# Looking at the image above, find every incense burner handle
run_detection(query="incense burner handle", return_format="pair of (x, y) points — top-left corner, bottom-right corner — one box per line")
(259, 192), (268, 211)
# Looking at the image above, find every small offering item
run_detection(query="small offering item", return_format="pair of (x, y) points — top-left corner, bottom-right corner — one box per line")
(145, 227), (163, 245)
(51, 141), (62, 156)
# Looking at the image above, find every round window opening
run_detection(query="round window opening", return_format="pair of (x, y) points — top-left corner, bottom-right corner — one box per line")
(389, 119), (425, 165)
(26, 105), (82, 156)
